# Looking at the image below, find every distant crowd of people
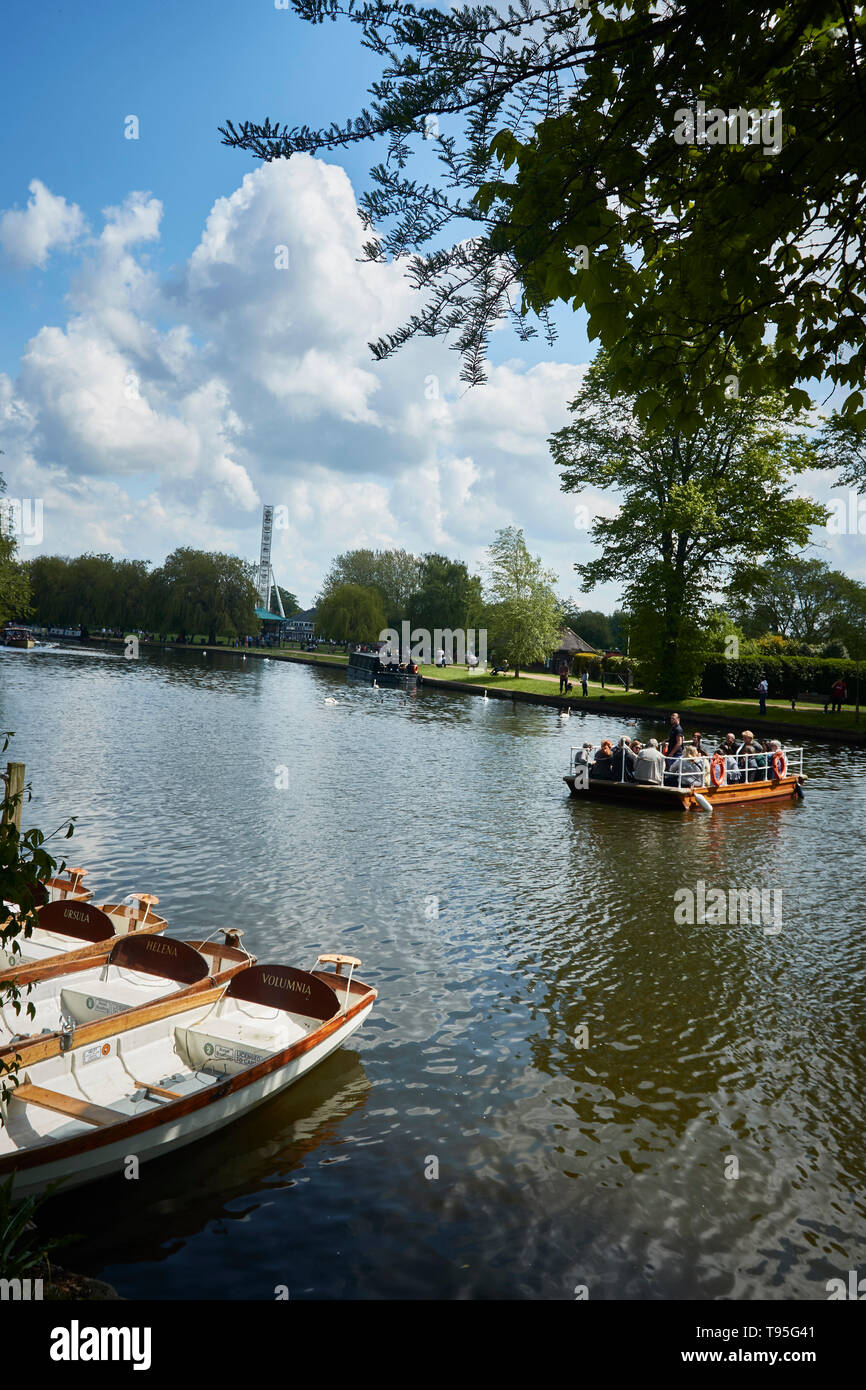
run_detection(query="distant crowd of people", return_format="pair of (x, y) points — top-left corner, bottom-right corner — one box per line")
(575, 713), (789, 787)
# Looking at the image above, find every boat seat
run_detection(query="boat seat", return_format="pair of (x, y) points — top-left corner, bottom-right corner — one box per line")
(175, 1021), (279, 1074)
(12, 1082), (119, 1127)
(58, 987), (127, 1025)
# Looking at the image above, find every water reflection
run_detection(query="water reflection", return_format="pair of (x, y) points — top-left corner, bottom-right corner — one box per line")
(1, 650), (864, 1298)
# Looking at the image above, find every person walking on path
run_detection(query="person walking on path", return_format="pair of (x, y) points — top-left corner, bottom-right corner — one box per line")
(757, 674), (768, 716)
(557, 657), (570, 695)
(581, 670), (589, 697)
(830, 676), (847, 713)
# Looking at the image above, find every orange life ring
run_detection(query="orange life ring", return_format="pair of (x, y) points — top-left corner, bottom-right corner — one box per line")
(661, 742), (668, 755)
(710, 753), (726, 787)
(771, 751), (787, 779)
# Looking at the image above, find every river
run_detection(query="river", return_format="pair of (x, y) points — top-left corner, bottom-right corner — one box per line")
(1, 644), (864, 1299)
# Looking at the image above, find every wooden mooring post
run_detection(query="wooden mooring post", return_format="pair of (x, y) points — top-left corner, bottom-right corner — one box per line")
(2, 761), (26, 831)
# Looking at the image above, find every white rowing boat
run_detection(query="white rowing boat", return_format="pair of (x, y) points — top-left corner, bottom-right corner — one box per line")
(0, 931), (252, 1059)
(0, 898), (166, 984)
(0, 953), (376, 1198)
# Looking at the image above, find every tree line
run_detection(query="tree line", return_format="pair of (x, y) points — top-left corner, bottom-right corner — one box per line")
(10, 550), (264, 647)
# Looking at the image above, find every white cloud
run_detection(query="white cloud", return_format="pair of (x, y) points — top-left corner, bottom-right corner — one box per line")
(0, 180), (86, 268)
(22, 160), (865, 610)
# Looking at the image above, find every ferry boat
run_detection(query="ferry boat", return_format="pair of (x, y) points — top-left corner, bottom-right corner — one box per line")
(564, 744), (807, 812)
(347, 648), (421, 689)
(1, 626), (35, 649)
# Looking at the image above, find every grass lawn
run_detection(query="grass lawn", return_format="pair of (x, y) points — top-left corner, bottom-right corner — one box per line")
(416, 666), (865, 732)
(148, 643), (863, 734)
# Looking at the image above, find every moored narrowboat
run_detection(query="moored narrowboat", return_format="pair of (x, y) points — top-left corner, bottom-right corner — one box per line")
(347, 648), (421, 688)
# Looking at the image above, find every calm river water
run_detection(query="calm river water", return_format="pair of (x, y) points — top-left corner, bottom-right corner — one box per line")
(1, 644), (864, 1300)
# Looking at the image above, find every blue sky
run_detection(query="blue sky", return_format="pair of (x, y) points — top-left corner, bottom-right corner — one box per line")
(1, 2), (587, 375)
(0, 3), (856, 608)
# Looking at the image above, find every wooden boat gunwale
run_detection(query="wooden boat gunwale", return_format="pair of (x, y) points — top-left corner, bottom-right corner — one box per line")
(0, 962), (377, 1181)
(0, 899), (168, 987)
(0, 936), (253, 1062)
(563, 770), (806, 811)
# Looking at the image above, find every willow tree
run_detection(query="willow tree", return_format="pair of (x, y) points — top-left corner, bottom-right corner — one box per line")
(220, 1), (866, 430)
(149, 549), (258, 645)
(553, 358), (827, 697)
(314, 582), (387, 643)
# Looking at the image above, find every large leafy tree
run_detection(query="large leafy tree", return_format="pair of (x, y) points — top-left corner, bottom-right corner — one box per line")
(26, 554), (151, 630)
(558, 606), (627, 652)
(315, 582), (387, 642)
(725, 557), (854, 644)
(553, 356), (827, 695)
(318, 548), (421, 628)
(268, 584), (300, 617)
(407, 552), (483, 634)
(483, 526), (561, 677)
(150, 549), (258, 644)
(221, 1), (866, 427)
(828, 575), (866, 718)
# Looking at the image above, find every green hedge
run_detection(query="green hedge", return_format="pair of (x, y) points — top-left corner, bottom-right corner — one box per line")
(700, 654), (866, 701)
(572, 653), (644, 686)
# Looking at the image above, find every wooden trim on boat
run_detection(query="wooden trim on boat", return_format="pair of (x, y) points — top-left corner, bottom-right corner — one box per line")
(12, 1083), (119, 1128)
(0, 941), (254, 1064)
(0, 920), (166, 989)
(0, 983), (378, 1175)
(3, 982), (227, 1067)
(563, 773), (803, 811)
(129, 1079), (183, 1100)
(33, 900), (116, 943)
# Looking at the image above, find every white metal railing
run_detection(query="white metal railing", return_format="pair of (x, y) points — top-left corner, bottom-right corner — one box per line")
(570, 744), (804, 790)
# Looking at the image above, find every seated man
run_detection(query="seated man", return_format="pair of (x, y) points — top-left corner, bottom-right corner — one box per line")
(716, 732), (742, 781)
(633, 737), (665, 785)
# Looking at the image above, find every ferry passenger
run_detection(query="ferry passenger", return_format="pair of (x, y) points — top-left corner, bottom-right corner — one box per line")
(633, 737), (665, 785)
(576, 742), (595, 766)
(666, 713), (685, 762)
(692, 732), (707, 758)
(739, 730), (762, 781)
(611, 737), (636, 782)
(715, 732), (742, 782)
(666, 745), (704, 788)
(590, 739), (615, 779)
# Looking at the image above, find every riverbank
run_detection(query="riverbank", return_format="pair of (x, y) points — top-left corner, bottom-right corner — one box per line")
(88, 638), (866, 742)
